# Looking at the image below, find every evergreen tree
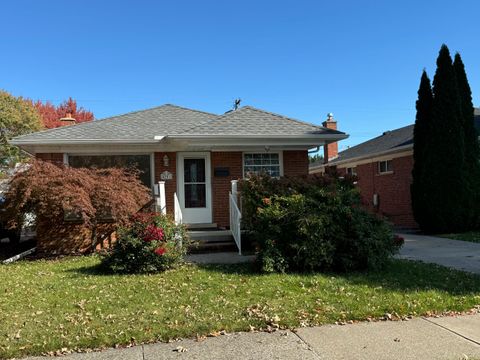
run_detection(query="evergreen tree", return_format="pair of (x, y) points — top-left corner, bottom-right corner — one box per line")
(411, 70), (433, 227)
(420, 44), (467, 232)
(453, 53), (480, 227)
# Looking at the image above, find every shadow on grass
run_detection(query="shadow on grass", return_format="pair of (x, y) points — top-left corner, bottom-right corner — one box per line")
(67, 256), (480, 297)
(194, 258), (480, 296)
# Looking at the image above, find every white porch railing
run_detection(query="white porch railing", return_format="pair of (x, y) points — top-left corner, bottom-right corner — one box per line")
(229, 180), (242, 255)
(154, 181), (166, 214)
(174, 192), (183, 225)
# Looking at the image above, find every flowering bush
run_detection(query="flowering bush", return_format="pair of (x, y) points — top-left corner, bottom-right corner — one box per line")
(100, 213), (189, 274)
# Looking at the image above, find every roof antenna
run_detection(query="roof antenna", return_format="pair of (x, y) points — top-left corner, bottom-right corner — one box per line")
(233, 98), (241, 110)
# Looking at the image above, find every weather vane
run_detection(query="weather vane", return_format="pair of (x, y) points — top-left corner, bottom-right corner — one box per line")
(233, 98), (241, 110)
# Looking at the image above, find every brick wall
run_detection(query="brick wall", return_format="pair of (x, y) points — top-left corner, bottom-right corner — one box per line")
(154, 152), (177, 216)
(36, 221), (117, 255)
(36, 153), (64, 165)
(283, 150), (309, 176)
(340, 155), (417, 228)
(35, 150), (309, 230)
(211, 152), (243, 228)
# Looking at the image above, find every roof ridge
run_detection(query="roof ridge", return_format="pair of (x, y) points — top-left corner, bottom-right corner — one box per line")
(163, 104), (219, 117)
(240, 105), (328, 130)
(177, 106), (242, 134)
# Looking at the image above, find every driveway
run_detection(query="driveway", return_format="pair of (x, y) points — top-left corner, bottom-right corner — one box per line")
(397, 233), (480, 275)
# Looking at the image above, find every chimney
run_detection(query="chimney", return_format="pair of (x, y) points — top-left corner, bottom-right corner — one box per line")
(322, 113), (338, 164)
(59, 112), (76, 126)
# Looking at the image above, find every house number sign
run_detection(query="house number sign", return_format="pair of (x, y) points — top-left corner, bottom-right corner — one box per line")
(160, 171), (173, 180)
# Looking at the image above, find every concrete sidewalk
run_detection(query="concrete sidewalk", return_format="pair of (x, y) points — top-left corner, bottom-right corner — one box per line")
(26, 314), (480, 360)
(397, 233), (480, 274)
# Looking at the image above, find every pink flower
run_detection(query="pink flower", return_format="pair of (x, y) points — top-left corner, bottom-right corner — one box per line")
(143, 224), (164, 242)
(154, 247), (166, 256)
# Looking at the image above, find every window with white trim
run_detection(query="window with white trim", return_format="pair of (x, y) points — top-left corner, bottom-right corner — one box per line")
(243, 153), (281, 178)
(346, 167), (357, 176)
(378, 160), (393, 174)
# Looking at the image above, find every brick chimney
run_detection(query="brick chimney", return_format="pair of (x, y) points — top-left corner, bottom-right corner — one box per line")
(322, 113), (338, 164)
(59, 112), (76, 126)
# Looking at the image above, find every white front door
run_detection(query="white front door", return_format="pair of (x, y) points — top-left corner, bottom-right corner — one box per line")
(177, 152), (212, 224)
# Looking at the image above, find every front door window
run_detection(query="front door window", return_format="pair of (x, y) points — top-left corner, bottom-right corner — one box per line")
(184, 158), (206, 208)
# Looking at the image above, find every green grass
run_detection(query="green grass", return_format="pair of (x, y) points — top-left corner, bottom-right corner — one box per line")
(1, 257), (480, 359)
(439, 231), (480, 243)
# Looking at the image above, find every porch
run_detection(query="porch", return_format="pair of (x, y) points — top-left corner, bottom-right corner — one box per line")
(154, 179), (243, 255)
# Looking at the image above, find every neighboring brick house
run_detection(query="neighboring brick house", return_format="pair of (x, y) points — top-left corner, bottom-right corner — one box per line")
(311, 108), (480, 229)
(11, 104), (347, 253)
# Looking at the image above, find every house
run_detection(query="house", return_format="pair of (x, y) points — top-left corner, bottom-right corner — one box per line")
(11, 104), (347, 253)
(310, 108), (480, 229)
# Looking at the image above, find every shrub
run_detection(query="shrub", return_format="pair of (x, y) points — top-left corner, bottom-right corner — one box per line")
(100, 213), (189, 274)
(3, 160), (151, 252)
(240, 174), (399, 273)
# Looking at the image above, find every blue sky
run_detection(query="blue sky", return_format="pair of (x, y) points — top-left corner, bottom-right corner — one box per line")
(1, 0), (479, 151)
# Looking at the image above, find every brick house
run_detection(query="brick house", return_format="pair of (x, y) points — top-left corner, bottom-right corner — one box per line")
(311, 108), (480, 229)
(11, 104), (347, 253)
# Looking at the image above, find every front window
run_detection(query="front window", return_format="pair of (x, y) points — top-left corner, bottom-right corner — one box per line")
(68, 154), (152, 187)
(378, 160), (393, 174)
(346, 167), (357, 176)
(243, 153), (281, 178)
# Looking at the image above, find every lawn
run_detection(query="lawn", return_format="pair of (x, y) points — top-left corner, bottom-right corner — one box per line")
(1, 257), (480, 359)
(439, 231), (480, 243)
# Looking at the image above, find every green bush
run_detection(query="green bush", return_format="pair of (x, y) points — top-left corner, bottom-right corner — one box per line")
(101, 213), (189, 274)
(240, 174), (398, 273)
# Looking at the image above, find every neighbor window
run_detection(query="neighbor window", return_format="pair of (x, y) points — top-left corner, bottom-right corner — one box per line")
(243, 153), (281, 178)
(346, 167), (357, 176)
(378, 160), (393, 174)
(68, 154), (152, 187)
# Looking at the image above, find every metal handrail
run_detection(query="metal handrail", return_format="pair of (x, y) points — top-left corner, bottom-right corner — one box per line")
(174, 192), (183, 225)
(229, 191), (242, 255)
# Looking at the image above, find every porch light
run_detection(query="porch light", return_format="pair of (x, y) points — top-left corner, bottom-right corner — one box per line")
(163, 155), (169, 167)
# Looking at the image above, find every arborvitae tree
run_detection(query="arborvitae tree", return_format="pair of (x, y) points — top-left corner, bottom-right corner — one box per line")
(454, 53), (480, 227)
(419, 44), (468, 232)
(411, 70), (433, 227)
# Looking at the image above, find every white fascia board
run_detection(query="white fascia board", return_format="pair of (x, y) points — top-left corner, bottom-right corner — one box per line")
(172, 134), (348, 140)
(11, 136), (167, 146)
(172, 134), (348, 147)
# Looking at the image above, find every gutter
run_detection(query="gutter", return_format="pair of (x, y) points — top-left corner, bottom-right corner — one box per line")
(171, 134), (349, 140)
(10, 134), (349, 147)
(10, 136), (166, 146)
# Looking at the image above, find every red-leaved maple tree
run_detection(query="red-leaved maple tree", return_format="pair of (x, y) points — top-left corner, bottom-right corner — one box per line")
(3, 160), (151, 253)
(29, 97), (94, 129)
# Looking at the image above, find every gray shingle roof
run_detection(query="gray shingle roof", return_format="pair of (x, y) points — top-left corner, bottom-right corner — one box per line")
(12, 104), (344, 144)
(181, 106), (342, 136)
(12, 104), (218, 142)
(314, 107), (480, 167)
(325, 124), (415, 165)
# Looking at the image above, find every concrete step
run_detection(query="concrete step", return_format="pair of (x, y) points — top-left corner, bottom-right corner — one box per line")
(188, 241), (238, 254)
(186, 223), (218, 230)
(188, 230), (233, 242)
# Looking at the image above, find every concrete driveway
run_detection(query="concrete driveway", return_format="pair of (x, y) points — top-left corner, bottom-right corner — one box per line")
(397, 233), (480, 275)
